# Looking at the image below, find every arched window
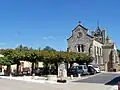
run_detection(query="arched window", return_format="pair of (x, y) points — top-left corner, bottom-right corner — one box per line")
(77, 44), (84, 52)
(78, 45), (81, 52)
(81, 44), (84, 52)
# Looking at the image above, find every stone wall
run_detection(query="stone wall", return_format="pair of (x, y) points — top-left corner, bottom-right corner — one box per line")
(67, 25), (93, 53)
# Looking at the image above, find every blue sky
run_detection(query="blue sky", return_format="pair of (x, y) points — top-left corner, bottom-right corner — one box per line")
(0, 0), (120, 51)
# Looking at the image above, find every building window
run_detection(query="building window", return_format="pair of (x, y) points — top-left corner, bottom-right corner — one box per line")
(78, 45), (81, 52)
(77, 44), (84, 52)
(81, 44), (84, 52)
(94, 46), (96, 55)
(100, 48), (102, 56)
(97, 47), (99, 54)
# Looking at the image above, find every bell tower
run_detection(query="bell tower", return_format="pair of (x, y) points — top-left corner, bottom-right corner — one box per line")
(91, 21), (106, 44)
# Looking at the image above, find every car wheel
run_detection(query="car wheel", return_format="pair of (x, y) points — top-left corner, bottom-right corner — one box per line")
(94, 70), (97, 74)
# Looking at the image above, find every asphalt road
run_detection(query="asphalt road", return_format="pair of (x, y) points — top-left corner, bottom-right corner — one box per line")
(73, 72), (120, 85)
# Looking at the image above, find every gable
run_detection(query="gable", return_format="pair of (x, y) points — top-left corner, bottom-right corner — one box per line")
(67, 24), (90, 41)
(72, 24), (88, 33)
(67, 25), (93, 41)
(72, 25), (89, 39)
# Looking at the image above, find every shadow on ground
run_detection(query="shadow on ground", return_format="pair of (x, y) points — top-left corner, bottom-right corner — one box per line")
(72, 73), (120, 86)
(105, 76), (120, 86)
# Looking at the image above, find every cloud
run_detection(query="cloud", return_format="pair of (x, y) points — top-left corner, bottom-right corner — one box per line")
(43, 36), (55, 40)
(0, 42), (6, 45)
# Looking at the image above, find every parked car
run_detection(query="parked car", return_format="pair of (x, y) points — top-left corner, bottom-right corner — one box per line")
(79, 65), (89, 75)
(22, 67), (31, 75)
(35, 67), (49, 76)
(88, 66), (97, 75)
(68, 65), (89, 77)
(88, 65), (100, 73)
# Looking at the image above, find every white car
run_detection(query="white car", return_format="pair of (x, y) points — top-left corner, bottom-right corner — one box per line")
(88, 65), (100, 73)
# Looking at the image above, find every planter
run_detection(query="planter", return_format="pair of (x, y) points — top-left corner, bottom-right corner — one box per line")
(47, 75), (57, 81)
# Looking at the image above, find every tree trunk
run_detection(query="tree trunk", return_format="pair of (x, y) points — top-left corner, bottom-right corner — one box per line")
(7, 65), (11, 76)
(70, 61), (73, 68)
(55, 62), (58, 75)
(16, 63), (20, 75)
(31, 62), (34, 75)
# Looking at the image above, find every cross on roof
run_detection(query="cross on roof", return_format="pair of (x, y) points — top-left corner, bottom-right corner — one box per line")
(78, 21), (81, 25)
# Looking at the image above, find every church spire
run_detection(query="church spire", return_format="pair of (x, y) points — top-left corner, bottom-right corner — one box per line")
(97, 20), (99, 28)
(96, 20), (101, 32)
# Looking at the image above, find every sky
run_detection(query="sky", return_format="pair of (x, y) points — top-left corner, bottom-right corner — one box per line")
(0, 0), (120, 51)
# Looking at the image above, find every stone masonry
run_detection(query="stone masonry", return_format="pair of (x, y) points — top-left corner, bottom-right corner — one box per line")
(67, 22), (119, 71)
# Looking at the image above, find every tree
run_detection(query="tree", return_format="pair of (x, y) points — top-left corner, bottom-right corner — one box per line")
(0, 49), (15, 75)
(0, 45), (93, 76)
(0, 57), (11, 66)
(75, 53), (93, 65)
(43, 46), (56, 51)
(16, 45), (29, 51)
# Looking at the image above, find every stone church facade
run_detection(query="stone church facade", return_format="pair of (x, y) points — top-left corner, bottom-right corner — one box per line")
(67, 22), (119, 72)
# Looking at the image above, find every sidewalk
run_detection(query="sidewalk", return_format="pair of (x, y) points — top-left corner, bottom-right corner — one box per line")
(0, 74), (118, 90)
(0, 76), (58, 84)
(109, 85), (118, 90)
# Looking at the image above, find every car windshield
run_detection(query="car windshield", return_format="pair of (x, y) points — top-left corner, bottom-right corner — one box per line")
(92, 65), (99, 68)
(78, 66), (82, 69)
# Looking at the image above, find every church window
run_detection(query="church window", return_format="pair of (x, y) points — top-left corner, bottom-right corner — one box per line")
(77, 44), (84, 52)
(100, 48), (102, 56)
(97, 47), (99, 54)
(94, 46), (96, 55)
(81, 44), (84, 52)
(78, 45), (81, 52)
(77, 32), (83, 38)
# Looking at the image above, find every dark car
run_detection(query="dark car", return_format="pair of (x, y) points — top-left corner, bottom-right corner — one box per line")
(68, 65), (88, 77)
(88, 66), (96, 75)
(35, 67), (49, 76)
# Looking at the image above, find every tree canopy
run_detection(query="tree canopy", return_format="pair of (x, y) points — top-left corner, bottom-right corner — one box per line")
(0, 45), (93, 66)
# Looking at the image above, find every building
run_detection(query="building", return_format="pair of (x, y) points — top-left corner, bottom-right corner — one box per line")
(67, 22), (119, 71)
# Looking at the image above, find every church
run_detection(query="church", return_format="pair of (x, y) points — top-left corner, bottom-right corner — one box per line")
(67, 22), (119, 72)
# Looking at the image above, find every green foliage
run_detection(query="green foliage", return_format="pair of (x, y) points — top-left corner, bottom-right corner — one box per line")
(0, 45), (93, 66)
(0, 57), (12, 65)
(43, 46), (56, 51)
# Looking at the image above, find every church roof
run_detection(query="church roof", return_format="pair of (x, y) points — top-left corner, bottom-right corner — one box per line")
(67, 23), (89, 40)
(67, 36), (72, 40)
(96, 26), (101, 32)
(67, 34), (94, 41)
(72, 23), (88, 32)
